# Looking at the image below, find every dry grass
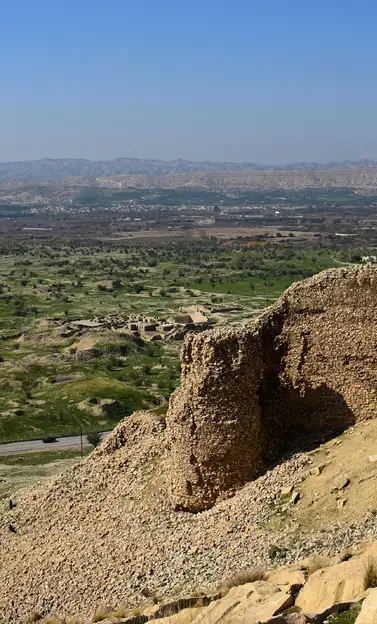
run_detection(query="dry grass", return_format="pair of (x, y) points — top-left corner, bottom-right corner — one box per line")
(305, 555), (331, 575)
(113, 604), (130, 618)
(41, 617), (82, 624)
(364, 557), (377, 589)
(92, 606), (114, 622)
(219, 567), (268, 596)
(28, 615), (42, 624)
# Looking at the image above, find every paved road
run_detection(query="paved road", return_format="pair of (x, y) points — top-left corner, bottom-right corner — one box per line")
(0, 431), (111, 456)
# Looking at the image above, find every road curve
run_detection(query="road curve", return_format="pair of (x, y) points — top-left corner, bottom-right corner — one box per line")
(0, 431), (111, 456)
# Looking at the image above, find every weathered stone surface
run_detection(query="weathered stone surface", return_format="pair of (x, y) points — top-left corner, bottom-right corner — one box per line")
(291, 492), (300, 504)
(192, 583), (293, 624)
(167, 265), (377, 511)
(333, 475), (350, 491)
(309, 465), (326, 476)
(152, 607), (203, 624)
(268, 568), (306, 589)
(295, 555), (367, 612)
(166, 329), (265, 511)
(355, 588), (377, 624)
(227, 591), (293, 624)
(281, 486), (294, 497)
(226, 580), (280, 600)
(337, 498), (347, 509)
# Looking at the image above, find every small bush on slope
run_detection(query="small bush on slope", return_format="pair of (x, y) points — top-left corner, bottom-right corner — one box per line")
(364, 557), (377, 589)
(219, 567), (268, 596)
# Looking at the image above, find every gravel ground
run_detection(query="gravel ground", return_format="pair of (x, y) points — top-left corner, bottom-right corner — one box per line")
(1, 412), (377, 624)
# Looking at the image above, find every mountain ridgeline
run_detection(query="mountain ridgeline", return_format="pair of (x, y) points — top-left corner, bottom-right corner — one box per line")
(1, 157), (377, 181)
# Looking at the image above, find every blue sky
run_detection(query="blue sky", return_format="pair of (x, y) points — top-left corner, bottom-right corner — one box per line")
(1, 0), (377, 163)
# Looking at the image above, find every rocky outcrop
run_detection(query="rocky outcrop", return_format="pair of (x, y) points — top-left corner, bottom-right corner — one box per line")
(166, 265), (377, 511)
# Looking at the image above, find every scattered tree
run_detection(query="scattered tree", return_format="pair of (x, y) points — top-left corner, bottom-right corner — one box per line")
(86, 432), (101, 448)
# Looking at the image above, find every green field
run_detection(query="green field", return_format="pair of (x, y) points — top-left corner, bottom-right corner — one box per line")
(0, 238), (365, 442)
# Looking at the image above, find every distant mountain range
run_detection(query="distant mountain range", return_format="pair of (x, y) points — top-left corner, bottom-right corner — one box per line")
(1, 157), (377, 181)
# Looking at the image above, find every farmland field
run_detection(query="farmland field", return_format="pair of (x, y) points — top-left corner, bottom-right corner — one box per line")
(0, 236), (367, 442)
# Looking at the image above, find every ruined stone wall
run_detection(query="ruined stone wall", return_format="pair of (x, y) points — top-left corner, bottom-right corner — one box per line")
(261, 265), (377, 429)
(166, 265), (377, 512)
(166, 329), (264, 511)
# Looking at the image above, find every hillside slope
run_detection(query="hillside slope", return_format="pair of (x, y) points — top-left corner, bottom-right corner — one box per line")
(3, 266), (377, 622)
(2, 411), (377, 622)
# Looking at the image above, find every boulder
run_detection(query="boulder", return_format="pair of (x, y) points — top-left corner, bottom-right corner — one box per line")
(281, 486), (294, 497)
(337, 498), (347, 509)
(295, 548), (374, 612)
(333, 475), (350, 490)
(355, 588), (377, 624)
(192, 581), (293, 624)
(268, 568), (306, 590)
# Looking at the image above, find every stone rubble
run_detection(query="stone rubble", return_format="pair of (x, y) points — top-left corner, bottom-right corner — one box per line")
(1, 411), (377, 623)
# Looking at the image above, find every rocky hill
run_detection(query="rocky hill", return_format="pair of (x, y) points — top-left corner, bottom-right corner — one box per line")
(3, 266), (377, 623)
(96, 167), (377, 192)
(1, 156), (377, 184)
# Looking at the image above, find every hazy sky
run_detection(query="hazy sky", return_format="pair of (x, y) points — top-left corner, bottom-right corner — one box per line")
(1, 0), (377, 164)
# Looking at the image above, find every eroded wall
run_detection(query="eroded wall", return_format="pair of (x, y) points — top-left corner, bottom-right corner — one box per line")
(166, 265), (377, 512)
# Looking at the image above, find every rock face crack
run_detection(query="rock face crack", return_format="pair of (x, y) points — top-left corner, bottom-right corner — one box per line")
(166, 265), (377, 512)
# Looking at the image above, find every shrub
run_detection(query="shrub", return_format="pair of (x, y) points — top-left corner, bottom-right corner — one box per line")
(113, 604), (129, 618)
(219, 567), (268, 596)
(268, 545), (288, 560)
(86, 432), (101, 448)
(327, 602), (363, 624)
(364, 557), (377, 589)
(27, 614), (42, 623)
(92, 606), (113, 622)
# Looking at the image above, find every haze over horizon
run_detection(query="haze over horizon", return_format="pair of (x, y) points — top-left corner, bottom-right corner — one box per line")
(1, 155), (377, 168)
(1, 0), (377, 165)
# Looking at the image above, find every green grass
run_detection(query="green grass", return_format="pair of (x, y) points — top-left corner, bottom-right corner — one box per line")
(327, 602), (363, 624)
(189, 277), (291, 296)
(0, 239), (367, 442)
(0, 377), (146, 442)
